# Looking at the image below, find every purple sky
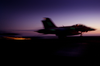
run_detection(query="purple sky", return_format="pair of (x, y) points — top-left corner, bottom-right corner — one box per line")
(1, 0), (100, 36)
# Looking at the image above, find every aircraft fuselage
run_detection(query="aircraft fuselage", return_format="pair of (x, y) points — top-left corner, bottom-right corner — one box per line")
(36, 18), (96, 38)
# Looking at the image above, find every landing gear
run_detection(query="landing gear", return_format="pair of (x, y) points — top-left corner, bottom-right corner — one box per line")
(58, 36), (66, 39)
(80, 31), (82, 37)
(56, 34), (67, 39)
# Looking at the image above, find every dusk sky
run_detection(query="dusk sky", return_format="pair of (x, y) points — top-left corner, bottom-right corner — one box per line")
(1, 0), (100, 36)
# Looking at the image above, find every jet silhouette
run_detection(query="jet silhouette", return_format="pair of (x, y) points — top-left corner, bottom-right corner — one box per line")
(36, 18), (96, 38)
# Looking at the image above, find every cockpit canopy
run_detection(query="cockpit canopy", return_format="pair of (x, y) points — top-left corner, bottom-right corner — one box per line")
(72, 24), (86, 27)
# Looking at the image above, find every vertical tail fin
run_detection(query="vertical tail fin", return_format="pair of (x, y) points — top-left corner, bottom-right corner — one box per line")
(41, 18), (57, 29)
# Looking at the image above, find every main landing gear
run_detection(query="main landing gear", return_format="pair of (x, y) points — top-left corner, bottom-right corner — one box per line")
(56, 34), (67, 39)
(80, 31), (82, 37)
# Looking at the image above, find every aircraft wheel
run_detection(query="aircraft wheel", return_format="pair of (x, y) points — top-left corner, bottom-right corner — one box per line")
(56, 33), (67, 39)
(57, 35), (66, 39)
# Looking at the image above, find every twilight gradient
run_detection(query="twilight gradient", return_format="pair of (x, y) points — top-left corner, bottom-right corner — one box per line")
(0, 0), (100, 36)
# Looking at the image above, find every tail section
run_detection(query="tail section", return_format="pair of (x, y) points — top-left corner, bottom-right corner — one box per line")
(41, 18), (57, 29)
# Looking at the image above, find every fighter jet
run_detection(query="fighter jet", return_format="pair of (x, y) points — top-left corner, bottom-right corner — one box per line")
(36, 17), (96, 38)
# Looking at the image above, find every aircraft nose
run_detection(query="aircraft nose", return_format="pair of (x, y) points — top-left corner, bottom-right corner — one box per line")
(90, 28), (96, 31)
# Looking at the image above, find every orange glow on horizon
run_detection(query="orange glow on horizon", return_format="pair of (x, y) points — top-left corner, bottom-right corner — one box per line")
(82, 29), (100, 36)
(3, 36), (31, 40)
